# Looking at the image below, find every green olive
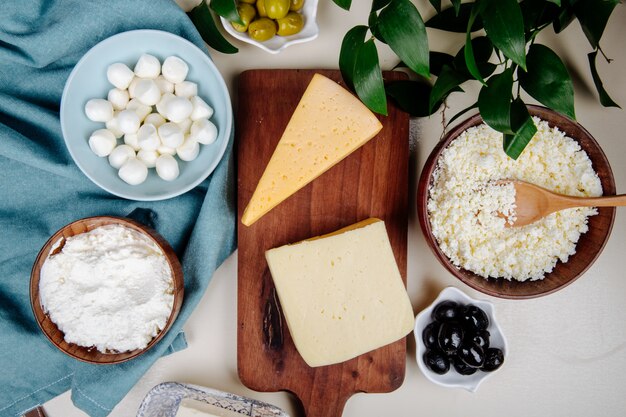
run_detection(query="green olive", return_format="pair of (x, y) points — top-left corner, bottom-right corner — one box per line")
(240, 0), (256, 3)
(276, 11), (304, 36)
(248, 17), (277, 41)
(265, 0), (290, 19)
(289, 0), (304, 11)
(232, 3), (256, 32)
(256, 0), (268, 17)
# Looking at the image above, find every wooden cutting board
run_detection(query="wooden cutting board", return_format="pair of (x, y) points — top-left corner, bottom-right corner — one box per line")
(237, 69), (409, 417)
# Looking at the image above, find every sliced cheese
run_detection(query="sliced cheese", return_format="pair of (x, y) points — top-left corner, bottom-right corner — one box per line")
(265, 218), (414, 367)
(241, 74), (383, 226)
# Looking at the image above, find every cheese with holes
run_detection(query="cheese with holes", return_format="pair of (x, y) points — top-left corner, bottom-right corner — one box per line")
(241, 74), (383, 226)
(265, 218), (414, 367)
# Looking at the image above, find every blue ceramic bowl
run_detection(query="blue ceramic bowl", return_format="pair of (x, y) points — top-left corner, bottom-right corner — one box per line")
(60, 30), (232, 201)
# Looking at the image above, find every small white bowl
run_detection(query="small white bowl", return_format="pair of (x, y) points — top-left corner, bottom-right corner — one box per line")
(220, 0), (319, 54)
(414, 286), (508, 392)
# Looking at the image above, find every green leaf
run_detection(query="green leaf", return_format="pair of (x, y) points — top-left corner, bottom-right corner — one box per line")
(354, 39), (387, 115)
(520, 0), (560, 32)
(461, 35), (495, 83)
(429, 64), (467, 112)
(339, 25), (368, 91)
(332, 0), (352, 10)
(385, 80), (435, 117)
(378, 0), (429, 78)
(188, 1), (238, 54)
(210, 0), (242, 23)
(588, 50), (620, 108)
(503, 98), (537, 159)
(368, 11), (386, 44)
(573, 0), (619, 48)
(553, 5), (575, 33)
(464, 7), (487, 85)
(451, 0), (462, 16)
(447, 102), (479, 127)
(546, 0), (561, 5)
(372, 0), (392, 12)
(519, 44), (575, 120)
(430, 51), (455, 76)
(478, 68), (514, 133)
(429, 0), (442, 13)
(479, 0), (527, 70)
(426, 3), (483, 33)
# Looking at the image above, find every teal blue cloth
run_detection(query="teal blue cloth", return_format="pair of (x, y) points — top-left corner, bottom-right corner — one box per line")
(0, 1), (236, 416)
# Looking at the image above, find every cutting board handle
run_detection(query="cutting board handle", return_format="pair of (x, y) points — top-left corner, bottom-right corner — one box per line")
(300, 391), (352, 417)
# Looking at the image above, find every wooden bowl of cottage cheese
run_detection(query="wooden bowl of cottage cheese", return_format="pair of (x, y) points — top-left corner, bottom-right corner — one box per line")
(417, 106), (616, 299)
(30, 216), (184, 364)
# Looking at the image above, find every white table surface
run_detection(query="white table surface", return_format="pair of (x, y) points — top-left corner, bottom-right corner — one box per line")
(44, 1), (626, 416)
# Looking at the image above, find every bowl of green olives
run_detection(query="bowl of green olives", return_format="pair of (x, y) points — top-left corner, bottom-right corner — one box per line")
(220, 0), (319, 54)
(414, 286), (508, 392)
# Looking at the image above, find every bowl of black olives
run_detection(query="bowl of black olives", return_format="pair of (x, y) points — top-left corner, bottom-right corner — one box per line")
(414, 286), (508, 392)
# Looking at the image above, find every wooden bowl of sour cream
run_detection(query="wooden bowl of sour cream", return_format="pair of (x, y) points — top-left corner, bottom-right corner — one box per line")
(417, 106), (616, 299)
(30, 216), (184, 364)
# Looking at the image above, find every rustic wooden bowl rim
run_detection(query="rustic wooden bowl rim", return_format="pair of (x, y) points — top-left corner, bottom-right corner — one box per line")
(417, 105), (616, 299)
(30, 215), (184, 364)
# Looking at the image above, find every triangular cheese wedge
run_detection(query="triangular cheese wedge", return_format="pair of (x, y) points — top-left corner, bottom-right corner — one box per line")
(241, 74), (383, 226)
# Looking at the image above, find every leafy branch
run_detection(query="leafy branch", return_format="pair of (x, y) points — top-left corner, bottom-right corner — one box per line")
(334, 0), (621, 159)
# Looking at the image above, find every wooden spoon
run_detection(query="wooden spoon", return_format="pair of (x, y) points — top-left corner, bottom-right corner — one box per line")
(501, 180), (626, 227)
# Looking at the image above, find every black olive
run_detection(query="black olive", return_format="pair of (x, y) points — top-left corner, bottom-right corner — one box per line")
(438, 322), (464, 355)
(482, 348), (505, 372)
(461, 305), (489, 330)
(423, 349), (450, 375)
(470, 329), (490, 350)
(431, 300), (461, 322)
(453, 357), (478, 375)
(422, 321), (440, 350)
(458, 342), (485, 368)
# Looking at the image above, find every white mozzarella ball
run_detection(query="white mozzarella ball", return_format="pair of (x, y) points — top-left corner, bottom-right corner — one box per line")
(118, 158), (148, 185)
(116, 109), (141, 134)
(105, 115), (124, 138)
(164, 96), (193, 123)
(155, 154), (180, 181)
(176, 136), (200, 161)
(156, 93), (175, 115)
(158, 122), (184, 148)
(106, 63), (134, 89)
(175, 81), (198, 98)
(155, 75), (175, 94)
(108, 144), (136, 169)
(107, 88), (130, 111)
(137, 123), (160, 151)
(134, 79), (161, 106)
(88, 129), (117, 157)
(126, 98), (151, 121)
(134, 54), (161, 79)
(162, 56), (189, 84)
(124, 133), (140, 151)
(85, 98), (113, 122)
(137, 149), (159, 168)
(190, 118), (218, 145)
(128, 77), (140, 98)
(176, 118), (192, 134)
(157, 145), (176, 156)
(144, 113), (166, 128)
(190, 96), (214, 121)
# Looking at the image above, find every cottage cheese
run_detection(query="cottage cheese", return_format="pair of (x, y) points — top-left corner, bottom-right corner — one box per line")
(39, 224), (174, 352)
(427, 118), (602, 281)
